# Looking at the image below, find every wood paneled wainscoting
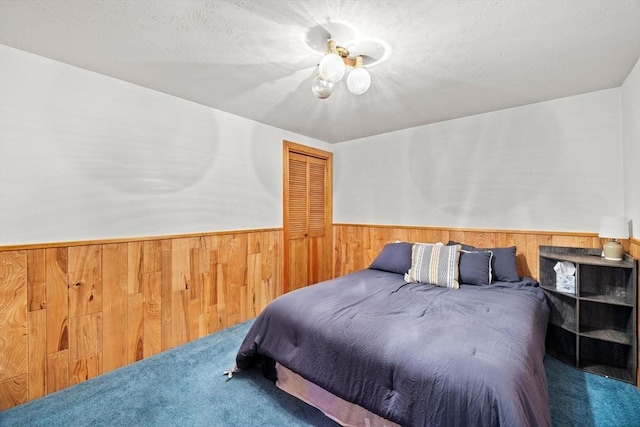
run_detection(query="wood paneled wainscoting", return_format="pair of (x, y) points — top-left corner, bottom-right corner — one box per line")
(333, 224), (640, 388)
(0, 229), (283, 409)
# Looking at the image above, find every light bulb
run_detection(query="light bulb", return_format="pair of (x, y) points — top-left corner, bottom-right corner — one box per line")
(346, 56), (371, 95)
(312, 74), (334, 99)
(347, 68), (371, 94)
(318, 39), (347, 84)
(318, 52), (346, 82)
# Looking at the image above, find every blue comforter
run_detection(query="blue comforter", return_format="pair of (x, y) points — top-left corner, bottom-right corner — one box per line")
(236, 269), (550, 426)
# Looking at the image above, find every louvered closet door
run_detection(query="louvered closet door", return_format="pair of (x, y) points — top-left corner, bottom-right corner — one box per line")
(284, 143), (332, 293)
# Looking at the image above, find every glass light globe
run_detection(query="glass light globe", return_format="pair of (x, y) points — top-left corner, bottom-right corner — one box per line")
(347, 67), (371, 95)
(311, 75), (334, 99)
(318, 52), (346, 83)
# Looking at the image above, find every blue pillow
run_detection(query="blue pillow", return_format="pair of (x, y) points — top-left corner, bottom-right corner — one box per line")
(369, 242), (412, 275)
(488, 246), (520, 282)
(448, 241), (520, 282)
(459, 250), (493, 286)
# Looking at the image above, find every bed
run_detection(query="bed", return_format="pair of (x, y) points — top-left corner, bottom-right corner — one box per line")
(235, 242), (551, 426)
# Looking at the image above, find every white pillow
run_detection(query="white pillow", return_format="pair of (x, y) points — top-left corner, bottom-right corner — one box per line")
(404, 243), (461, 289)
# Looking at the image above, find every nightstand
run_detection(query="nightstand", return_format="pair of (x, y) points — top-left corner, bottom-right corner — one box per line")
(539, 246), (637, 383)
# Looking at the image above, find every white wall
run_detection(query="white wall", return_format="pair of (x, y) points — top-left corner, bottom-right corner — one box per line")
(622, 56), (640, 238)
(334, 89), (624, 234)
(2, 45), (635, 245)
(0, 46), (331, 245)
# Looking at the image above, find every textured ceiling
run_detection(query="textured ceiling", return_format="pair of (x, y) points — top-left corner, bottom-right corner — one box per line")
(1, 0), (639, 143)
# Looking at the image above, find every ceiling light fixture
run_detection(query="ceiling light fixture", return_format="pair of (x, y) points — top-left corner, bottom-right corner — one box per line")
(313, 39), (371, 99)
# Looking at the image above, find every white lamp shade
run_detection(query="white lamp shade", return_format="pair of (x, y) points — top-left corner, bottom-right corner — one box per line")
(311, 74), (334, 99)
(347, 67), (371, 95)
(318, 52), (346, 83)
(598, 216), (629, 239)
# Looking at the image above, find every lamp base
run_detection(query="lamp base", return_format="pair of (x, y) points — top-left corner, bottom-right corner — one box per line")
(602, 241), (624, 261)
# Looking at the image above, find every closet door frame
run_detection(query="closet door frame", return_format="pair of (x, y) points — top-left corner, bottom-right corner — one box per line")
(283, 141), (333, 293)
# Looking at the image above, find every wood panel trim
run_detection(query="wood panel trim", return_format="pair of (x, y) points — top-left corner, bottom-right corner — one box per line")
(334, 223), (640, 248)
(333, 223), (638, 239)
(0, 228), (284, 409)
(0, 227), (283, 252)
(283, 140), (332, 159)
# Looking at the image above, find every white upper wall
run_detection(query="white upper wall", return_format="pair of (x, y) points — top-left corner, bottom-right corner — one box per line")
(622, 56), (640, 238)
(1, 45), (636, 245)
(334, 88), (624, 234)
(0, 46), (331, 245)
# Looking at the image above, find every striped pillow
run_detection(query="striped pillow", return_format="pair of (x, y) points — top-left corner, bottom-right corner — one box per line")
(404, 243), (461, 289)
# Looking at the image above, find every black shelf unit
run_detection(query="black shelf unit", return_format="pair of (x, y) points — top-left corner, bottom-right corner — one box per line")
(539, 246), (637, 383)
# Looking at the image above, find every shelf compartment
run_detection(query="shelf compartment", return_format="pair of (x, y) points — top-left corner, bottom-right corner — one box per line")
(579, 292), (632, 307)
(539, 256), (577, 295)
(579, 336), (634, 383)
(578, 264), (634, 305)
(579, 327), (633, 346)
(545, 291), (576, 332)
(580, 362), (634, 383)
(579, 300), (633, 344)
(546, 324), (576, 367)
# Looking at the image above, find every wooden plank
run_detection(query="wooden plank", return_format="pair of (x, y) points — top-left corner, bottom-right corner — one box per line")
(247, 252), (260, 317)
(0, 374), (28, 410)
(69, 312), (102, 362)
(227, 285), (241, 316)
(68, 245), (102, 317)
(447, 230), (466, 246)
(127, 293), (144, 364)
(46, 350), (68, 393)
(46, 248), (68, 354)
(143, 240), (162, 273)
(227, 312), (241, 326)
(172, 238), (196, 292)
(160, 249), (173, 351)
(216, 262), (227, 312)
(551, 235), (593, 249)
(202, 271), (213, 314)
(188, 298), (200, 340)
(199, 240), (214, 293)
(216, 261), (228, 331)
(189, 247), (203, 302)
(69, 353), (101, 386)
(267, 230), (283, 297)
(248, 232), (262, 255)
(27, 309), (46, 400)
(143, 271), (162, 358)
(102, 243), (128, 373)
(207, 305), (217, 334)
(240, 285), (248, 321)
(128, 241), (143, 294)
(207, 246), (219, 308)
(171, 290), (189, 347)
(0, 251), (27, 381)
(198, 311), (208, 337)
(222, 234), (248, 289)
(27, 249), (46, 311)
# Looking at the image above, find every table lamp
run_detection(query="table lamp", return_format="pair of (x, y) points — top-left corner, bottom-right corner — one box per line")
(598, 216), (629, 261)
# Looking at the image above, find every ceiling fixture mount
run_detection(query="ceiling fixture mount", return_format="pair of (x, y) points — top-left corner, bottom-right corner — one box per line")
(313, 39), (371, 99)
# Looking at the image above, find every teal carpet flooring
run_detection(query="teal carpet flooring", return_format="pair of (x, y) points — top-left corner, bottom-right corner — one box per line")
(2, 319), (639, 427)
